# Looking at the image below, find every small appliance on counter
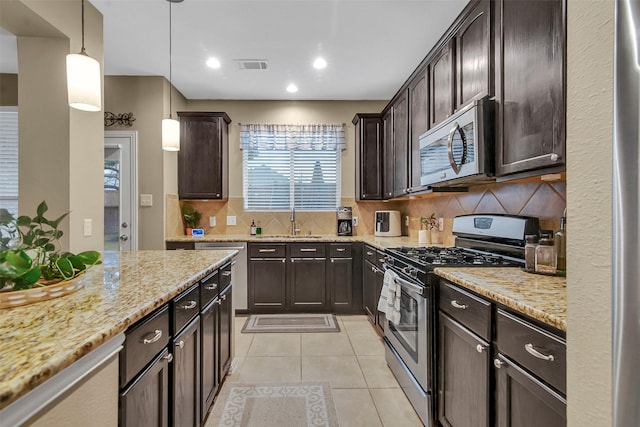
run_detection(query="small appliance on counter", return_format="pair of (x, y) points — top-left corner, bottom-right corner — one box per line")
(375, 210), (401, 237)
(337, 206), (353, 236)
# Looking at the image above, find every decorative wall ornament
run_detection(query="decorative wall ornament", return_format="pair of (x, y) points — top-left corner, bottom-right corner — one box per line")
(104, 112), (136, 127)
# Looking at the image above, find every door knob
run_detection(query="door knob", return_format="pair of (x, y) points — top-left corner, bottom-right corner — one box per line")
(120, 234), (129, 241)
(121, 222), (128, 228)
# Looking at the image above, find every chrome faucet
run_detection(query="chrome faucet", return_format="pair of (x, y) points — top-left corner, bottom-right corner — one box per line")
(290, 207), (301, 236)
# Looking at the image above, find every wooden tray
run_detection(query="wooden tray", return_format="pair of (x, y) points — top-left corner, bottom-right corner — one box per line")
(0, 276), (84, 309)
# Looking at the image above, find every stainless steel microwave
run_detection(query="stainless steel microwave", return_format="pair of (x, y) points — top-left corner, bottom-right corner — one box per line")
(419, 98), (495, 187)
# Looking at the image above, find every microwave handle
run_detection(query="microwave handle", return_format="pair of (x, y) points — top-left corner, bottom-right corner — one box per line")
(447, 122), (467, 174)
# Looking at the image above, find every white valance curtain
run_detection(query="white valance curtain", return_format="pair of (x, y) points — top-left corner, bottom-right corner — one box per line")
(240, 123), (346, 151)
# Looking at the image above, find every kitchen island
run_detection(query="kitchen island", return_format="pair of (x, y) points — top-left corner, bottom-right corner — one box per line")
(0, 249), (236, 426)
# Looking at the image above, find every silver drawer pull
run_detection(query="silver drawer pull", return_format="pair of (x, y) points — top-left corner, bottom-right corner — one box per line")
(337, 248), (346, 252)
(476, 344), (486, 353)
(366, 251), (374, 256)
(180, 300), (197, 310)
(451, 300), (468, 310)
(259, 249), (276, 253)
(163, 353), (173, 363)
(142, 329), (162, 344)
(525, 343), (555, 361)
(494, 358), (505, 369)
(221, 271), (232, 277)
(300, 248), (317, 252)
(204, 284), (218, 290)
(175, 340), (184, 349)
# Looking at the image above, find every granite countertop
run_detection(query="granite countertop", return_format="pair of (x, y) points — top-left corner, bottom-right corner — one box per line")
(0, 249), (236, 409)
(434, 267), (566, 332)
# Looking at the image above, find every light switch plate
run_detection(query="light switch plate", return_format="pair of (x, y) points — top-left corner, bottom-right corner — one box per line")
(83, 219), (92, 237)
(226, 216), (236, 226)
(352, 217), (358, 227)
(209, 216), (216, 227)
(140, 194), (153, 207)
(438, 218), (444, 231)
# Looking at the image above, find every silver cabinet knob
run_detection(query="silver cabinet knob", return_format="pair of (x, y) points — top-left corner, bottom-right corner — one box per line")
(550, 153), (559, 161)
(494, 358), (505, 369)
(175, 340), (185, 349)
(476, 344), (486, 353)
(120, 234), (129, 241)
(163, 353), (173, 363)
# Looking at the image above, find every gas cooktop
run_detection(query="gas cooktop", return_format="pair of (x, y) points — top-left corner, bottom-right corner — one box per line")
(385, 246), (522, 270)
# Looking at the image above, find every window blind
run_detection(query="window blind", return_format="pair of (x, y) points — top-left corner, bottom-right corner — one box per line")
(0, 109), (18, 217)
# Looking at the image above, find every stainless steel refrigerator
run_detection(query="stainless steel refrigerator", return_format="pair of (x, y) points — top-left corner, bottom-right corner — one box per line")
(613, 1), (640, 425)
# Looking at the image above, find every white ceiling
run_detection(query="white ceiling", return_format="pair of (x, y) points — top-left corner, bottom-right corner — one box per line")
(1, 0), (469, 101)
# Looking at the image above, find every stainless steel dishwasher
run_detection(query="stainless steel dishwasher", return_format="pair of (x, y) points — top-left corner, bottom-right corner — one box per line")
(194, 242), (248, 311)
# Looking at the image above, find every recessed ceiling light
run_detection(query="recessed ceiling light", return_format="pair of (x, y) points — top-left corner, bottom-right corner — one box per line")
(313, 57), (327, 69)
(286, 84), (298, 93)
(206, 57), (221, 69)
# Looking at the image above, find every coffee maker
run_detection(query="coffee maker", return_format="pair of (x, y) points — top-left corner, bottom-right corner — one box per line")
(337, 207), (353, 236)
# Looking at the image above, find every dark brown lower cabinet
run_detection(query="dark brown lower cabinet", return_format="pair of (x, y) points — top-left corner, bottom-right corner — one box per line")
(200, 297), (220, 420)
(374, 267), (386, 331)
(119, 348), (170, 427)
(172, 317), (200, 427)
(328, 257), (353, 310)
(288, 257), (327, 310)
(438, 312), (490, 427)
(248, 258), (287, 310)
(362, 259), (378, 323)
(494, 353), (567, 427)
(219, 284), (233, 378)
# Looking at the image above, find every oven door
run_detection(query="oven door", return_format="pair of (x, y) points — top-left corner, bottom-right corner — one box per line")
(384, 270), (431, 392)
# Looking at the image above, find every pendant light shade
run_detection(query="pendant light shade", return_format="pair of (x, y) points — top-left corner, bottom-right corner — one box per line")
(162, 118), (180, 151)
(67, 0), (101, 112)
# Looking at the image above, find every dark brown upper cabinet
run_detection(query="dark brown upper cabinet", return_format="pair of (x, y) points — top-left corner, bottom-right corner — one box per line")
(392, 89), (410, 198)
(495, 0), (566, 177)
(382, 109), (394, 199)
(177, 112), (231, 200)
(456, 0), (492, 109)
(409, 66), (429, 191)
(429, 39), (455, 128)
(353, 113), (383, 200)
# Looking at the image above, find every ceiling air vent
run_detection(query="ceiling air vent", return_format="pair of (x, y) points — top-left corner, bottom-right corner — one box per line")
(234, 59), (269, 70)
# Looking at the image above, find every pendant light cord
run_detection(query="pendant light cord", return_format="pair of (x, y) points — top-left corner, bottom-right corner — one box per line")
(80, 0), (86, 54)
(169, 1), (173, 120)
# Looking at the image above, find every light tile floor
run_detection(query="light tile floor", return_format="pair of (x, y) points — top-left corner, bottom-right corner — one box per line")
(206, 314), (423, 427)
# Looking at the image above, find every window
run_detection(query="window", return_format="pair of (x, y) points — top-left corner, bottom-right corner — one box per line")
(241, 124), (345, 211)
(0, 108), (18, 217)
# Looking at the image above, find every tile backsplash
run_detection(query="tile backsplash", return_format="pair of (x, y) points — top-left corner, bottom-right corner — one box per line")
(166, 180), (566, 242)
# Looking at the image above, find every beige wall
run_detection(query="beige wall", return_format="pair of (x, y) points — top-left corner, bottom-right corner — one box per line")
(566, 1), (613, 426)
(0, 0), (104, 253)
(104, 76), (187, 249)
(0, 73), (18, 105)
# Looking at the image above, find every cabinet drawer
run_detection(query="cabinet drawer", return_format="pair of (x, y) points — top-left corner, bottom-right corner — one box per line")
(376, 250), (386, 269)
(249, 243), (286, 258)
(290, 243), (326, 258)
(364, 246), (377, 264)
(200, 269), (219, 308)
(120, 305), (170, 388)
(220, 262), (232, 288)
(329, 243), (352, 258)
(173, 283), (200, 334)
(496, 309), (566, 394)
(439, 281), (491, 341)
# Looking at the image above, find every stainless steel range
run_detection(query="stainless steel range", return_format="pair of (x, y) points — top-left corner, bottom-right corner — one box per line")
(382, 214), (540, 426)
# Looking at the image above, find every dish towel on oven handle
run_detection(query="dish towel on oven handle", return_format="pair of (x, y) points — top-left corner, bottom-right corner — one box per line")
(378, 269), (402, 324)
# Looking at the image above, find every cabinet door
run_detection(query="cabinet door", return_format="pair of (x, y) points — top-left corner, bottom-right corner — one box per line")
(288, 258), (327, 310)
(495, 354), (567, 427)
(409, 67), (429, 190)
(392, 90), (410, 197)
(328, 257), (353, 311)
(200, 299), (219, 420)
(456, 0), (492, 108)
(178, 112), (230, 199)
(374, 267), (386, 334)
(430, 40), (455, 127)
(438, 313), (490, 427)
(219, 284), (233, 379)
(355, 115), (383, 200)
(248, 258), (287, 311)
(119, 348), (170, 427)
(495, 0), (565, 176)
(382, 110), (394, 199)
(172, 317), (200, 427)
(363, 260), (378, 324)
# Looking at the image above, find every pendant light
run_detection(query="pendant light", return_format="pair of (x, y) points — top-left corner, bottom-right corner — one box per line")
(66, 0), (101, 112)
(162, 0), (182, 151)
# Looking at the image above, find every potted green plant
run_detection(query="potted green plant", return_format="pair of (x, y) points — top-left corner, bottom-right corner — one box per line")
(181, 203), (201, 235)
(0, 201), (101, 307)
(419, 213), (438, 245)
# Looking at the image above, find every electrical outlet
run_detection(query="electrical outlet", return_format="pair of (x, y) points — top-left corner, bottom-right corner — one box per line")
(405, 216), (409, 226)
(352, 217), (358, 227)
(226, 216), (236, 226)
(83, 219), (92, 237)
(209, 216), (216, 227)
(438, 217), (444, 231)
(140, 194), (153, 207)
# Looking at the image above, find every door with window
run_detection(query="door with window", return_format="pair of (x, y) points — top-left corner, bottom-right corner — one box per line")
(104, 131), (137, 251)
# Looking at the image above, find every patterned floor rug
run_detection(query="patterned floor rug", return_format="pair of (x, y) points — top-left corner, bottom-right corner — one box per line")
(241, 314), (340, 333)
(207, 382), (339, 427)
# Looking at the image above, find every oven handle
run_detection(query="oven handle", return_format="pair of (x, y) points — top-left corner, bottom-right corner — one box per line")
(382, 264), (425, 297)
